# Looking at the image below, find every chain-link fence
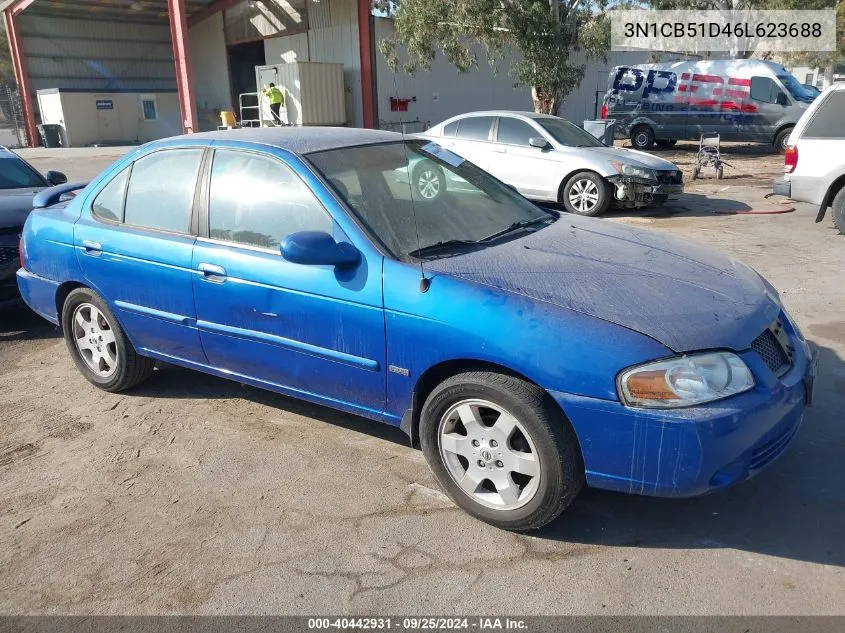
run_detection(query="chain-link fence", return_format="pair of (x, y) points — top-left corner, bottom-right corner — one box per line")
(0, 83), (28, 148)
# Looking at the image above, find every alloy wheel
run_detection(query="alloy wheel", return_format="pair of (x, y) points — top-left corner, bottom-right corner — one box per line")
(438, 399), (541, 510)
(72, 302), (119, 378)
(417, 169), (441, 200)
(568, 178), (600, 214)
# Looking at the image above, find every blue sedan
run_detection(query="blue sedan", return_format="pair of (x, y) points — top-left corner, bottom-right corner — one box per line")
(17, 128), (817, 531)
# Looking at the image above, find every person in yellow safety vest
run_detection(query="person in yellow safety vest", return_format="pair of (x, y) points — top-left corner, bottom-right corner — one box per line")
(263, 83), (285, 125)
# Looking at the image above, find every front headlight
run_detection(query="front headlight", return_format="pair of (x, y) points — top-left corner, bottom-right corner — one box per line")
(609, 160), (657, 181)
(618, 352), (754, 408)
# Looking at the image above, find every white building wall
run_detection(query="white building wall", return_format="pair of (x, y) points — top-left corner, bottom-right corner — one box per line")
(374, 18), (657, 129)
(37, 89), (181, 147)
(263, 0), (361, 126)
(189, 13), (233, 130)
(374, 18), (529, 130)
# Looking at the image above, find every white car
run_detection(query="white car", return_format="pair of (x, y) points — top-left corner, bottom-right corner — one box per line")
(418, 110), (683, 216)
(773, 82), (845, 234)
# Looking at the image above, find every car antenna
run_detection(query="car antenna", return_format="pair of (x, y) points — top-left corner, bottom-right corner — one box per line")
(393, 74), (430, 293)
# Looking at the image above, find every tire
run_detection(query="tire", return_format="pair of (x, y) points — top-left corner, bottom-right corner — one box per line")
(832, 186), (845, 235)
(419, 371), (584, 531)
(560, 171), (609, 217)
(630, 126), (654, 150)
(774, 128), (793, 153)
(412, 161), (446, 201)
(61, 287), (154, 392)
(654, 139), (677, 149)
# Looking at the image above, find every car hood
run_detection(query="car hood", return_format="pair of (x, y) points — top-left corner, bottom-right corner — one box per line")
(0, 188), (44, 230)
(425, 216), (779, 352)
(579, 146), (678, 171)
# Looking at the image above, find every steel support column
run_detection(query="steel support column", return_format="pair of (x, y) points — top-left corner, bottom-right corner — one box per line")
(168, 0), (198, 134)
(4, 7), (38, 146)
(357, 0), (376, 129)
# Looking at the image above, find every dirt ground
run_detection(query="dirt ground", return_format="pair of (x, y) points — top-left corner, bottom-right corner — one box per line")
(1, 147), (843, 615)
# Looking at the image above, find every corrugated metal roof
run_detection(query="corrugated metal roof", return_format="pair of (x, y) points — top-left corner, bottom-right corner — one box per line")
(3, 0), (219, 24)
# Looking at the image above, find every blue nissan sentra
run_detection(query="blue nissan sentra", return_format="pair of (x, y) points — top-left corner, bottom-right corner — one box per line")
(17, 128), (818, 531)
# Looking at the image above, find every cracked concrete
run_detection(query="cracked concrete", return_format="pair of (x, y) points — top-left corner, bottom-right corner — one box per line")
(0, 147), (843, 615)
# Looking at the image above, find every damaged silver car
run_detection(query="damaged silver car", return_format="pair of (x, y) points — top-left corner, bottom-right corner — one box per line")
(419, 110), (683, 216)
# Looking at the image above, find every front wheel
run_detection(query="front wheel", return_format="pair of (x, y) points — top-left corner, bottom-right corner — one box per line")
(61, 287), (154, 392)
(420, 371), (584, 531)
(561, 171), (609, 216)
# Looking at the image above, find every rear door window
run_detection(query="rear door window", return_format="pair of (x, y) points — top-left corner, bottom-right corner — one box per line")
(91, 167), (129, 222)
(496, 118), (537, 146)
(803, 92), (845, 139)
(123, 149), (203, 233)
(455, 117), (494, 141)
(207, 150), (332, 250)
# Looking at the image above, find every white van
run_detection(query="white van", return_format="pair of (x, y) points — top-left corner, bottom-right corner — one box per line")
(773, 82), (845, 234)
(603, 59), (815, 152)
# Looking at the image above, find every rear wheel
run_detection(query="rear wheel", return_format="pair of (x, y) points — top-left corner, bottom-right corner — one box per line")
(419, 371), (584, 531)
(630, 126), (654, 150)
(774, 128), (793, 153)
(832, 186), (845, 234)
(412, 160), (446, 201)
(561, 171), (609, 217)
(61, 287), (154, 392)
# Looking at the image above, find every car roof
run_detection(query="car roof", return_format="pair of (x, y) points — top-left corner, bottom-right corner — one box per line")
(446, 110), (552, 119)
(155, 126), (404, 155)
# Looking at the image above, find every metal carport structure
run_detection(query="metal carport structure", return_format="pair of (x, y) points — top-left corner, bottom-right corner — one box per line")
(1, 0), (376, 146)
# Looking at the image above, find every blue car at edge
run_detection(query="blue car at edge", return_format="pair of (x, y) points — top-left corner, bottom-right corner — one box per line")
(17, 128), (818, 531)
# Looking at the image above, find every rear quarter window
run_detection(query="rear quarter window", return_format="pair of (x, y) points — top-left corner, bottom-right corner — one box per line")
(803, 92), (845, 139)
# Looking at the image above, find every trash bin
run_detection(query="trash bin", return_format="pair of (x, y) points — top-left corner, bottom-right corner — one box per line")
(583, 119), (616, 146)
(37, 124), (64, 148)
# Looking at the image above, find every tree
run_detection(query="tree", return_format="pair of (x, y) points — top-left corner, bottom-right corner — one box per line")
(780, 0), (844, 87)
(376, 0), (610, 114)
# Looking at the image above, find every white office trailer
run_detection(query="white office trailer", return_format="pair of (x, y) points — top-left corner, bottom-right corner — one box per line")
(35, 89), (181, 147)
(254, 62), (346, 126)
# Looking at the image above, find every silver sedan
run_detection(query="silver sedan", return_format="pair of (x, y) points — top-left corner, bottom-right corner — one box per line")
(417, 110), (683, 216)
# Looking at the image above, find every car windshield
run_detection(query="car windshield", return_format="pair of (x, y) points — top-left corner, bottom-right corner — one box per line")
(0, 156), (46, 189)
(778, 74), (815, 102)
(306, 140), (555, 261)
(534, 117), (606, 147)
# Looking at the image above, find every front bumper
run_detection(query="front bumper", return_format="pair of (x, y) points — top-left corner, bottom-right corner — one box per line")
(0, 233), (21, 304)
(550, 336), (817, 498)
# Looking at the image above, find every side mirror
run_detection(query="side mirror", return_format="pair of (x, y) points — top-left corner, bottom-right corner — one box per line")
(46, 170), (67, 185)
(281, 231), (360, 267)
(528, 137), (550, 149)
(775, 92), (788, 106)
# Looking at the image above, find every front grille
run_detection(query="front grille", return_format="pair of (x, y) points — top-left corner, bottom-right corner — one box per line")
(657, 170), (683, 185)
(0, 245), (18, 266)
(751, 328), (790, 375)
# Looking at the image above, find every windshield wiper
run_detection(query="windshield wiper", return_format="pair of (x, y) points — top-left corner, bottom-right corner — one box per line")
(408, 239), (479, 259)
(478, 216), (554, 243)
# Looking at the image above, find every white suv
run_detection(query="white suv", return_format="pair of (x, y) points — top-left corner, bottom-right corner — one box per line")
(773, 82), (845, 234)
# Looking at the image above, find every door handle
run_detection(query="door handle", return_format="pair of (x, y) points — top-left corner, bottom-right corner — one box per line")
(198, 263), (227, 282)
(82, 240), (102, 255)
